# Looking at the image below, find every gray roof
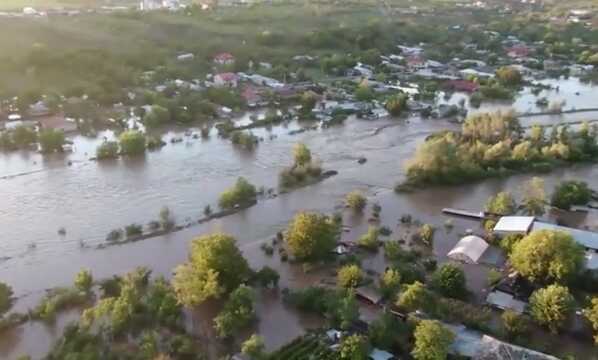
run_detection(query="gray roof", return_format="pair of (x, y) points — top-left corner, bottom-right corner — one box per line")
(474, 335), (560, 360)
(493, 216), (535, 233)
(532, 222), (598, 251)
(486, 290), (527, 314)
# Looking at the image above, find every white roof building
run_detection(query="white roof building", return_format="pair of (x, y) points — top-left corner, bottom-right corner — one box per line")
(447, 235), (489, 264)
(493, 216), (535, 234)
(585, 251), (598, 270)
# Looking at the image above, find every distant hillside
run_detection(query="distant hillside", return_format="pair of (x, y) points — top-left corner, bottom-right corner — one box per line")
(0, 0), (139, 11)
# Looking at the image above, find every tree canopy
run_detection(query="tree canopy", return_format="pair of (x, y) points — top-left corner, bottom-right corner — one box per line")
(214, 285), (256, 338)
(412, 320), (454, 360)
(485, 191), (516, 216)
(339, 334), (369, 360)
(285, 211), (337, 261)
(529, 284), (574, 334)
(550, 180), (592, 210)
(584, 297), (598, 344)
(510, 230), (584, 284)
(218, 177), (257, 209)
(172, 233), (250, 306)
(119, 130), (146, 156)
(431, 263), (467, 299)
(0, 281), (13, 316)
(338, 264), (363, 289)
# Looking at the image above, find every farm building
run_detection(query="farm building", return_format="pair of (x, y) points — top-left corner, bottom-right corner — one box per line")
(447, 235), (489, 264)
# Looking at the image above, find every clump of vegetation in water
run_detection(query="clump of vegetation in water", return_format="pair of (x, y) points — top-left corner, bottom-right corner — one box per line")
(279, 143), (323, 189)
(96, 141), (119, 160)
(345, 190), (367, 212)
(231, 131), (259, 150)
(399, 112), (598, 189)
(550, 180), (592, 210)
(218, 177), (257, 210)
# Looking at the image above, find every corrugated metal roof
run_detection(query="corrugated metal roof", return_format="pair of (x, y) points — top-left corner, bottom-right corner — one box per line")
(493, 216), (535, 233)
(532, 222), (598, 251)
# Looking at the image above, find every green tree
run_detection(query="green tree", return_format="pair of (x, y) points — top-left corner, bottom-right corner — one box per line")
(293, 143), (312, 167)
(218, 177), (257, 209)
(396, 281), (431, 312)
(339, 334), (369, 360)
(39, 129), (66, 153)
(334, 290), (360, 330)
(380, 268), (401, 299)
(338, 264), (363, 289)
(172, 233), (250, 306)
(255, 266), (279, 288)
(510, 230), (584, 284)
(584, 297), (598, 344)
(431, 264), (467, 299)
(501, 309), (529, 340)
(529, 284), (574, 333)
(0, 281), (13, 315)
(12, 126), (37, 147)
(385, 93), (409, 116)
(485, 191), (516, 215)
(419, 224), (435, 246)
(496, 66), (522, 86)
(242, 334), (266, 360)
(96, 141), (119, 160)
(74, 269), (93, 293)
(119, 130), (146, 156)
(143, 105), (170, 128)
(522, 177), (546, 216)
(551, 181), (592, 210)
(412, 320), (454, 360)
(214, 285), (256, 338)
(368, 312), (399, 349)
(299, 92), (318, 118)
(159, 206), (175, 230)
(346, 190), (367, 212)
(355, 83), (374, 102)
(285, 211), (337, 261)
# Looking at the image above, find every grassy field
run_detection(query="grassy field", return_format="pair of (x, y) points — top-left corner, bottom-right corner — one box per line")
(0, 0), (138, 11)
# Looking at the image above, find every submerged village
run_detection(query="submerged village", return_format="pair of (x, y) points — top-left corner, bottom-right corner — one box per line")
(4, 0), (598, 359)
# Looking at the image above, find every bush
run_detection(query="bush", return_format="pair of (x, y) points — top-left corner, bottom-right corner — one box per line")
(125, 223), (143, 238)
(218, 177), (257, 209)
(39, 129), (66, 153)
(346, 190), (367, 212)
(358, 226), (379, 250)
(337, 264), (363, 288)
(502, 310), (529, 340)
(74, 269), (93, 293)
(551, 180), (592, 210)
(431, 263), (467, 299)
(119, 130), (146, 156)
(231, 131), (259, 150)
(106, 229), (123, 242)
(418, 224), (435, 246)
(96, 141), (119, 160)
(33, 288), (89, 321)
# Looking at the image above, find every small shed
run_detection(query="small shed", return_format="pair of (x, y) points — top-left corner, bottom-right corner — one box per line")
(486, 290), (527, 314)
(356, 286), (383, 306)
(493, 216), (535, 234)
(447, 235), (489, 264)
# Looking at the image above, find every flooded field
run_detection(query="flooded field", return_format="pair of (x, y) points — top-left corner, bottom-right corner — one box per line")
(2, 78), (598, 359)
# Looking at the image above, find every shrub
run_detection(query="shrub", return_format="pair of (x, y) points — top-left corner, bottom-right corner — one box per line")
(74, 269), (93, 293)
(125, 223), (143, 238)
(119, 130), (146, 156)
(346, 190), (367, 212)
(96, 141), (119, 159)
(218, 177), (257, 209)
(0, 282), (13, 315)
(502, 310), (529, 340)
(551, 180), (592, 210)
(39, 129), (66, 153)
(338, 264), (363, 288)
(418, 224), (435, 246)
(431, 263), (467, 299)
(358, 226), (379, 250)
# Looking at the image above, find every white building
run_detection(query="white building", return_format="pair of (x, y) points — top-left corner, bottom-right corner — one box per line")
(492, 216), (535, 235)
(447, 235), (489, 264)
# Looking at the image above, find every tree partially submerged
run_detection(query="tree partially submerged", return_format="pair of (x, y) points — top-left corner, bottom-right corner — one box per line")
(510, 230), (584, 284)
(412, 320), (454, 360)
(285, 211), (337, 261)
(529, 284), (574, 334)
(172, 233), (250, 306)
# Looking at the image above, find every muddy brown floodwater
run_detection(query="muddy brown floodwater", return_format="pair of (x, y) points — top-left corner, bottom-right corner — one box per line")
(2, 79), (598, 358)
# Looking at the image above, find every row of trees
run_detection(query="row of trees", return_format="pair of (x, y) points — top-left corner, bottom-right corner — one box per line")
(0, 127), (66, 153)
(403, 111), (598, 187)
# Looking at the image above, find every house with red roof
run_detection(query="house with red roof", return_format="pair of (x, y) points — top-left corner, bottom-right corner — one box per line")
(214, 72), (239, 88)
(446, 80), (480, 93)
(213, 52), (235, 65)
(506, 45), (530, 59)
